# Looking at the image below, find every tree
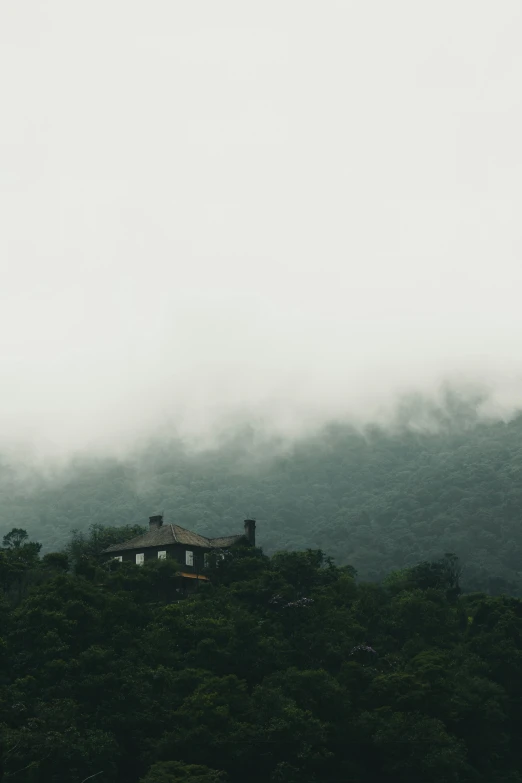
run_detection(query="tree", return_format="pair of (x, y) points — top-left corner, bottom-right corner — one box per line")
(3, 518), (522, 782)
(0, 529), (42, 600)
(66, 523), (146, 573)
(2, 528), (28, 549)
(140, 761), (227, 783)
(41, 552), (70, 572)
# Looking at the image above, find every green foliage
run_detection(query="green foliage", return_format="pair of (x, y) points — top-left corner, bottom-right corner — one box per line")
(0, 526), (521, 782)
(41, 551), (70, 572)
(385, 553), (462, 601)
(66, 522), (146, 572)
(2, 528), (29, 548)
(140, 761), (227, 783)
(0, 527), (42, 602)
(3, 401), (522, 779)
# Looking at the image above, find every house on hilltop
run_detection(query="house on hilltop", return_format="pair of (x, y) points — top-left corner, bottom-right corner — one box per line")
(102, 515), (256, 587)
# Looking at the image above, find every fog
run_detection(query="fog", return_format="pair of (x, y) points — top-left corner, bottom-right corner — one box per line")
(1, 1), (521, 457)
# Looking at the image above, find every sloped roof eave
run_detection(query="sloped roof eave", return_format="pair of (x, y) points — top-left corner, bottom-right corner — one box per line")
(102, 525), (247, 554)
(102, 525), (176, 553)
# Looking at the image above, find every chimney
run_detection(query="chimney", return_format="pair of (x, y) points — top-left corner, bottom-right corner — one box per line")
(149, 514), (163, 531)
(244, 519), (256, 547)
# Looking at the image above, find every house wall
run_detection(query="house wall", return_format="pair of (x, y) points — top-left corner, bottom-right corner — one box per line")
(112, 543), (207, 572)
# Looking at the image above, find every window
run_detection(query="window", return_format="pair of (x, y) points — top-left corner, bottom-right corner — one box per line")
(203, 552), (209, 568)
(185, 550), (194, 566)
(114, 556), (122, 562)
(136, 553), (144, 565)
(158, 550), (166, 560)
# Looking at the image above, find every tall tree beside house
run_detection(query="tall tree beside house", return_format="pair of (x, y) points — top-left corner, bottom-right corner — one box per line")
(0, 527), (42, 601)
(66, 522), (147, 570)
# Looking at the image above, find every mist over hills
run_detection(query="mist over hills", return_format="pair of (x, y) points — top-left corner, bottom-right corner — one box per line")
(2, 391), (522, 595)
(2, 3), (522, 779)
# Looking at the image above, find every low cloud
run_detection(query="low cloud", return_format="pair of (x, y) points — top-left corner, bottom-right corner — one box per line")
(0, 0), (521, 459)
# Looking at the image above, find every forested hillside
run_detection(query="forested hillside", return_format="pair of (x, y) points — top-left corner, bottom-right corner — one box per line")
(1, 398), (522, 594)
(2, 534), (522, 782)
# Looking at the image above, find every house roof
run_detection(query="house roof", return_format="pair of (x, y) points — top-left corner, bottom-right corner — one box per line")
(102, 523), (246, 554)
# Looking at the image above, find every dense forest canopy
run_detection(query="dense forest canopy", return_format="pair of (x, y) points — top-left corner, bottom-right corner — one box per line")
(1, 393), (522, 594)
(1, 533), (522, 782)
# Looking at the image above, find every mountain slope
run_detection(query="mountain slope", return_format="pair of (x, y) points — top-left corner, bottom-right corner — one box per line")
(2, 406), (522, 593)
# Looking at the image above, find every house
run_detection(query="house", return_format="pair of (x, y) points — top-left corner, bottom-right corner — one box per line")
(102, 515), (256, 588)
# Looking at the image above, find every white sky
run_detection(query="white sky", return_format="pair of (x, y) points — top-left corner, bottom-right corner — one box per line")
(0, 1), (521, 454)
